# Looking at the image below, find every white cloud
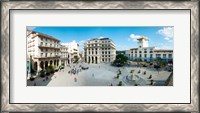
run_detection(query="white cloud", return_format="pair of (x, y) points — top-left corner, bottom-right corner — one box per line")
(128, 34), (140, 42)
(27, 26), (37, 30)
(128, 34), (149, 43)
(157, 27), (174, 42)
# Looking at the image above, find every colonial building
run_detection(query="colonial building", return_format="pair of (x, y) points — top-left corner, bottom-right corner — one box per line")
(27, 30), (61, 77)
(84, 38), (116, 63)
(60, 45), (71, 66)
(62, 41), (80, 63)
(126, 36), (173, 62)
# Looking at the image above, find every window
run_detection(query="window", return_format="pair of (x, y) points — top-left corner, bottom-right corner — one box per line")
(41, 49), (43, 52)
(150, 54), (153, 58)
(102, 52), (104, 54)
(41, 38), (43, 41)
(144, 51), (147, 53)
(41, 53), (43, 57)
(139, 51), (142, 53)
(135, 54), (137, 57)
(144, 54), (147, 58)
(108, 51), (110, 54)
(168, 54), (172, 58)
(156, 54), (161, 58)
(139, 54), (142, 57)
(40, 42), (43, 46)
(96, 51), (97, 54)
(135, 51), (137, 53)
(150, 51), (153, 53)
(163, 54), (166, 58)
(139, 46), (141, 48)
(105, 51), (107, 54)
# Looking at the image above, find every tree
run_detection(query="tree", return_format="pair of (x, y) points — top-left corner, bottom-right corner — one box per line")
(155, 57), (162, 74)
(113, 54), (128, 67)
(73, 56), (80, 63)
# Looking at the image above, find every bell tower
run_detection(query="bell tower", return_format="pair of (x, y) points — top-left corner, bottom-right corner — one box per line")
(137, 36), (149, 48)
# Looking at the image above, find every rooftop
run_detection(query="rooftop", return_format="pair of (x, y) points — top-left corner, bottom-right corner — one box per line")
(28, 30), (60, 42)
(154, 50), (173, 52)
(137, 36), (149, 41)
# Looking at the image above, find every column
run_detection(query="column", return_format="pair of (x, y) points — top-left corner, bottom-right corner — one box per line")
(97, 56), (100, 63)
(37, 61), (41, 76)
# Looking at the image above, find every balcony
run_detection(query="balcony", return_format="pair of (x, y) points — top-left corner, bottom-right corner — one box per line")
(34, 55), (60, 59)
(38, 44), (60, 49)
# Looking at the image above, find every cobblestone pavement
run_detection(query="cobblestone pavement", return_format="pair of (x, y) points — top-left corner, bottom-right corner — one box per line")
(27, 63), (172, 86)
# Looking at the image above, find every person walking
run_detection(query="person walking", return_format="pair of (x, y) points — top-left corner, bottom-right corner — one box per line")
(34, 82), (37, 86)
(74, 77), (77, 82)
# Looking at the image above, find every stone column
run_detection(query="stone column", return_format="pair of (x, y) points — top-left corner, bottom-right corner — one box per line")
(97, 56), (100, 63)
(37, 60), (41, 76)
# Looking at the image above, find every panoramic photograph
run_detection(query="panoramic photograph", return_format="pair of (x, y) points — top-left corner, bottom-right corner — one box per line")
(26, 26), (173, 86)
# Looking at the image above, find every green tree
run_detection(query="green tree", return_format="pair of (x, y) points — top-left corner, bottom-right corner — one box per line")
(73, 56), (80, 63)
(155, 57), (163, 74)
(113, 54), (128, 66)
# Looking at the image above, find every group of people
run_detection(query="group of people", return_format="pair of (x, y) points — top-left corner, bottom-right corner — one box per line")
(67, 65), (83, 82)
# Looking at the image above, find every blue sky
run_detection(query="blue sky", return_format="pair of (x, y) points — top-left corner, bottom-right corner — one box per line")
(27, 26), (173, 51)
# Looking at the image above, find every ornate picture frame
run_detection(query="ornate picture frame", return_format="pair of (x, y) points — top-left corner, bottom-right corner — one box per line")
(1, 0), (199, 112)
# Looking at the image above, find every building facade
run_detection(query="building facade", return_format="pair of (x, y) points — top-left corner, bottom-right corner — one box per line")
(27, 30), (61, 77)
(126, 36), (173, 62)
(60, 45), (71, 66)
(62, 41), (80, 63)
(84, 38), (116, 64)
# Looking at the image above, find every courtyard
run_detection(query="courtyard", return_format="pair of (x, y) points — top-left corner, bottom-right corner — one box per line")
(27, 62), (172, 86)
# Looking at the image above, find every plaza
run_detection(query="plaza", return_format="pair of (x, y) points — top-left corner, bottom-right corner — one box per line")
(27, 62), (172, 86)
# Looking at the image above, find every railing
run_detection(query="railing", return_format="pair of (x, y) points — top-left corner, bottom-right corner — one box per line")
(38, 44), (59, 48)
(34, 55), (60, 58)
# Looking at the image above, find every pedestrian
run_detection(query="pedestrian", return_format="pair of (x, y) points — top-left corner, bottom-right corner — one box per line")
(74, 77), (77, 82)
(34, 82), (36, 86)
(110, 83), (113, 86)
(46, 76), (48, 80)
(92, 73), (94, 77)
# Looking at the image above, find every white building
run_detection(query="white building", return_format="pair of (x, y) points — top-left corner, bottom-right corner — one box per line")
(27, 30), (61, 77)
(126, 36), (173, 63)
(62, 41), (80, 62)
(60, 45), (71, 66)
(84, 38), (116, 63)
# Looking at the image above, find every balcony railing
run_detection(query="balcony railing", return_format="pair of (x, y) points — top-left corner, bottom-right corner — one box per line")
(34, 55), (60, 58)
(38, 44), (59, 49)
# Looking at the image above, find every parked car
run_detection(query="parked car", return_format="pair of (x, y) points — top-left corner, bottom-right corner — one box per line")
(82, 66), (89, 70)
